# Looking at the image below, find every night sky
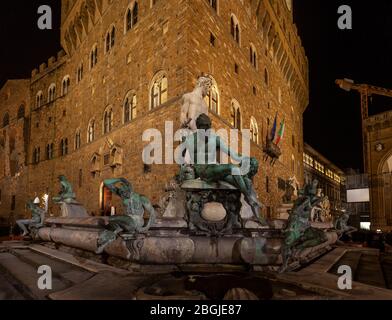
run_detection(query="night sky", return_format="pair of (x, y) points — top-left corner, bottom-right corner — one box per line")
(1, 0), (392, 172)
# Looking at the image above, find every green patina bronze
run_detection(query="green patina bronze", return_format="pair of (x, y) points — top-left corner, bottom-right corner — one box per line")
(52, 175), (76, 204)
(280, 180), (328, 272)
(335, 211), (357, 240)
(96, 178), (156, 254)
(16, 200), (45, 237)
(180, 113), (266, 226)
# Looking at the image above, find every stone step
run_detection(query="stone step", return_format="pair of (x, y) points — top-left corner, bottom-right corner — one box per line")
(303, 247), (347, 273)
(356, 254), (386, 288)
(11, 249), (94, 284)
(29, 244), (132, 275)
(278, 270), (392, 300)
(381, 255), (392, 289)
(329, 250), (362, 277)
(0, 272), (26, 300)
(0, 252), (70, 299)
(48, 272), (146, 300)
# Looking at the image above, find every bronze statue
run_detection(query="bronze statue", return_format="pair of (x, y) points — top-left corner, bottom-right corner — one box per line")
(179, 113), (266, 225)
(96, 178), (156, 254)
(282, 176), (299, 203)
(280, 180), (328, 272)
(52, 175), (76, 203)
(335, 210), (357, 240)
(16, 200), (45, 237)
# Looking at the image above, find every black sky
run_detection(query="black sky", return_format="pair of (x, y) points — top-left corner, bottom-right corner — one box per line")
(293, 0), (392, 172)
(1, 1), (392, 172)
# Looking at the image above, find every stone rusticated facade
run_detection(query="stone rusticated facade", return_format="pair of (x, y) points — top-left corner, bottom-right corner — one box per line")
(365, 110), (392, 231)
(0, 0), (308, 220)
(0, 80), (31, 223)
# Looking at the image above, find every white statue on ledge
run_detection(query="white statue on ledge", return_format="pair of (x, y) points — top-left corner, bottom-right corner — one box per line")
(180, 75), (212, 131)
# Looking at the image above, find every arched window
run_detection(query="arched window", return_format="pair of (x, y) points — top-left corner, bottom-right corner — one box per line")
(17, 105), (25, 119)
(60, 138), (68, 156)
(90, 44), (98, 69)
(111, 27), (115, 47)
(36, 91), (43, 108)
(75, 130), (81, 150)
(250, 117), (259, 144)
(285, 0), (292, 11)
(33, 147), (41, 164)
(48, 83), (56, 102)
(87, 120), (95, 143)
(2, 113), (10, 127)
(208, 0), (218, 11)
(62, 76), (71, 95)
(105, 26), (116, 53)
(230, 14), (240, 45)
(230, 100), (241, 130)
(264, 68), (269, 87)
(382, 154), (392, 173)
(204, 78), (220, 114)
(150, 72), (168, 109)
(278, 87), (282, 104)
(124, 92), (137, 123)
(291, 154), (295, 173)
(46, 143), (54, 160)
(125, 2), (138, 32)
(77, 63), (84, 83)
(103, 107), (113, 134)
(250, 44), (257, 68)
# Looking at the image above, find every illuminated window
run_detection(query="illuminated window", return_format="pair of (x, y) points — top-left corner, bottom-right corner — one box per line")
(87, 120), (95, 143)
(36, 91), (44, 108)
(33, 147), (41, 164)
(150, 72), (168, 109)
(230, 100), (241, 130)
(75, 130), (81, 150)
(124, 92), (137, 123)
(207, 0), (218, 11)
(230, 14), (240, 45)
(285, 0), (292, 11)
(48, 83), (56, 102)
(62, 76), (71, 95)
(291, 155), (295, 173)
(125, 2), (138, 32)
(204, 78), (219, 114)
(103, 107), (113, 134)
(250, 117), (259, 144)
(46, 143), (54, 160)
(105, 26), (116, 53)
(303, 153), (314, 167)
(278, 87), (282, 104)
(60, 139), (68, 156)
(326, 169), (334, 179)
(315, 161), (325, 173)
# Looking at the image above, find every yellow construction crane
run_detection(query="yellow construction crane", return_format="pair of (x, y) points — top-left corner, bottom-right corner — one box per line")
(336, 78), (392, 171)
